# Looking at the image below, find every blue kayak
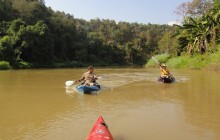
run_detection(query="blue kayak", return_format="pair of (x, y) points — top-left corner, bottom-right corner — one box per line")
(76, 84), (100, 94)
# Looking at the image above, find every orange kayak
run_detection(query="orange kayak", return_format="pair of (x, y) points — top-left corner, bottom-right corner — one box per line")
(87, 116), (113, 140)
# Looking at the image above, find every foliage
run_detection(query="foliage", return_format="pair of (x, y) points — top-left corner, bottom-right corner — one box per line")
(158, 30), (179, 55)
(173, 0), (220, 56)
(0, 61), (11, 70)
(0, 0), (174, 69)
(0, 35), (15, 63)
(0, 0), (220, 69)
(154, 54), (171, 63)
(0, 0), (14, 21)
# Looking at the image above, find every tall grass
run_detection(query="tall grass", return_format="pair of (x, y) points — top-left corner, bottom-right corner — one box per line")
(167, 54), (212, 69)
(146, 49), (220, 72)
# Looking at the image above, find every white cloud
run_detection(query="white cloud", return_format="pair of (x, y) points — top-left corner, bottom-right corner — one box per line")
(168, 21), (182, 26)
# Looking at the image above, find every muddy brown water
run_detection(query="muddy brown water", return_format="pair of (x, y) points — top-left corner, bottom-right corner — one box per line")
(0, 68), (220, 140)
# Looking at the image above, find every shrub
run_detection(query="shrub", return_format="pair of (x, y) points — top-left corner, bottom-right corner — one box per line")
(18, 61), (32, 69)
(166, 56), (190, 69)
(154, 54), (171, 63)
(145, 54), (171, 68)
(0, 61), (11, 70)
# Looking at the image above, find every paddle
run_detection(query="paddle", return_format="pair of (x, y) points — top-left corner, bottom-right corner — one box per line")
(65, 80), (76, 86)
(151, 56), (174, 79)
(152, 56), (161, 67)
(65, 76), (102, 86)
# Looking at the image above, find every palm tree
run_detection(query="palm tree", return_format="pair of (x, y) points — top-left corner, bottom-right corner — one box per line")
(174, 17), (211, 54)
(204, 3), (220, 48)
(173, 1), (220, 55)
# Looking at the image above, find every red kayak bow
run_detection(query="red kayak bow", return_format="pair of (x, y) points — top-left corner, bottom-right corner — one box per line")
(87, 116), (113, 140)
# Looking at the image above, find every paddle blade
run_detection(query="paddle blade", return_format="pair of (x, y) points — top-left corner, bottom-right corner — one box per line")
(65, 81), (75, 86)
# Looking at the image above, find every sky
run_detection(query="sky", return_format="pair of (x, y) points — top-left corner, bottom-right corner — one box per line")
(44, 0), (188, 25)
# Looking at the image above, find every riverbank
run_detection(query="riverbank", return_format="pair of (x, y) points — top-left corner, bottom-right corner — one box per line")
(0, 60), (128, 70)
(146, 50), (220, 72)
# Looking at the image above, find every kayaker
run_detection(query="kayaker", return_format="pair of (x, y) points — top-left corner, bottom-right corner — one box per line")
(77, 66), (97, 86)
(160, 63), (170, 78)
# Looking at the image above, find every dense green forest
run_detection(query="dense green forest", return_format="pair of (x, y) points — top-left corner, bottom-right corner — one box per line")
(0, 0), (220, 69)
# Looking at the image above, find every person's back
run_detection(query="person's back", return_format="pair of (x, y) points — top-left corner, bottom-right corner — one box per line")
(83, 71), (95, 81)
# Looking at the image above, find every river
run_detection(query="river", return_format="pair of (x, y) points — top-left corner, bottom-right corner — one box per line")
(0, 68), (220, 140)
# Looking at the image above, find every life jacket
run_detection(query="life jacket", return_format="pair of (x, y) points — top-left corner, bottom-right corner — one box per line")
(161, 68), (169, 77)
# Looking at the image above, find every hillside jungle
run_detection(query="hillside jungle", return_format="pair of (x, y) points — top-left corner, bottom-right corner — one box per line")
(0, 0), (220, 71)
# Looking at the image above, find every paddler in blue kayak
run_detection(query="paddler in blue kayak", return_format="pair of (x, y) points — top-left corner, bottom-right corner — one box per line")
(77, 66), (98, 86)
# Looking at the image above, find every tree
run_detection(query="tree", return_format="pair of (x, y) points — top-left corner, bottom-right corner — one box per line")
(0, 0), (14, 21)
(7, 19), (54, 65)
(48, 11), (77, 62)
(12, 0), (50, 24)
(19, 21), (54, 65)
(158, 31), (178, 55)
(187, 0), (213, 18)
(0, 36), (15, 63)
(174, 0), (220, 55)
(174, 0), (213, 22)
(174, 17), (209, 54)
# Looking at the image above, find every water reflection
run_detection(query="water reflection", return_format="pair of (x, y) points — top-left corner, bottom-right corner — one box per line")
(177, 71), (220, 140)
